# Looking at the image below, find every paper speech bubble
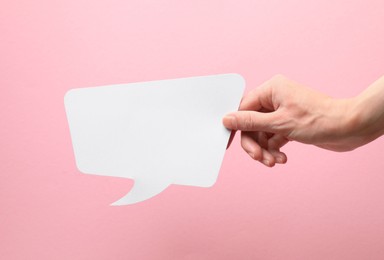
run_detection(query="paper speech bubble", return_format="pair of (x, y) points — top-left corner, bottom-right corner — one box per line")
(64, 74), (244, 205)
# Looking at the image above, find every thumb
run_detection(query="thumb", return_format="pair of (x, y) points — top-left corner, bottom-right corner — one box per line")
(222, 111), (281, 133)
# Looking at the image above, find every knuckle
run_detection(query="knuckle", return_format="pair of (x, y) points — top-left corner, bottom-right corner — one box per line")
(271, 74), (286, 82)
(268, 138), (278, 149)
(242, 113), (255, 130)
(269, 74), (289, 89)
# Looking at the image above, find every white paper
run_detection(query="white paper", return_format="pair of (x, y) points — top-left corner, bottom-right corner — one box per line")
(64, 74), (244, 205)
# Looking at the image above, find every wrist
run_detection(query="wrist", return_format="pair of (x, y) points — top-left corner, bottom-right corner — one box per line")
(328, 98), (359, 144)
(317, 97), (369, 151)
(344, 95), (382, 148)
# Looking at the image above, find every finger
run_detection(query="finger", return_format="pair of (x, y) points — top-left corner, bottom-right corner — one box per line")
(253, 132), (276, 167)
(260, 148), (276, 167)
(244, 132), (287, 165)
(256, 132), (268, 149)
(268, 134), (290, 150)
(223, 111), (281, 132)
(241, 132), (262, 161)
(241, 132), (276, 167)
(239, 78), (276, 111)
(269, 150), (287, 164)
(267, 134), (289, 164)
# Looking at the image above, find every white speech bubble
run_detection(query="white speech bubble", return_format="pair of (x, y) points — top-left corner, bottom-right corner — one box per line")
(64, 74), (244, 205)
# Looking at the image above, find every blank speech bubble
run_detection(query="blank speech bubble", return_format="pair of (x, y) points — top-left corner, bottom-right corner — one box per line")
(64, 74), (244, 205)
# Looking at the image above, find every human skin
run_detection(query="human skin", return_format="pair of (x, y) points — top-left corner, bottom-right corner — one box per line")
(223, 75), (384, 167)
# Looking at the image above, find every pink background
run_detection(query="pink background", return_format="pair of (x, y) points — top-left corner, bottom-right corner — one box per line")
(2, 0), (384, 259)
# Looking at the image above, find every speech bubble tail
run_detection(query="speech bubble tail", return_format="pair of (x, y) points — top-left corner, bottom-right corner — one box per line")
(110, 179), (170, 206)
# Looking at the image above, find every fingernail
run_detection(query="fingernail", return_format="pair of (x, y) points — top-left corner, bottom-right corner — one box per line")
(262, 159), (270, 166)
(223, 115), (237, 129)
(276, 156), (284, 164)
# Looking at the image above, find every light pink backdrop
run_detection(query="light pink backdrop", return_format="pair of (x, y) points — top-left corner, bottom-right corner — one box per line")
(1, 0), (384, 259)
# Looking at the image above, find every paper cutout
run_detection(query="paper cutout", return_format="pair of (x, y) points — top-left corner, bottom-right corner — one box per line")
(64, 74), (244, 205)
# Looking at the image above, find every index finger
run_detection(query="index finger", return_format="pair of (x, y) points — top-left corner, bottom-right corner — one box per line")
(239, 77), (277, 112)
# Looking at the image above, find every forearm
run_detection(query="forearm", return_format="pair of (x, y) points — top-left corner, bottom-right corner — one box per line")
(347, 76), (384, 146)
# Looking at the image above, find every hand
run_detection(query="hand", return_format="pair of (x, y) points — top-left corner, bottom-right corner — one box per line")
(223, 75), (358, 167)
